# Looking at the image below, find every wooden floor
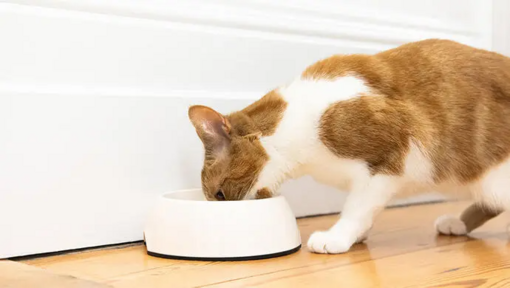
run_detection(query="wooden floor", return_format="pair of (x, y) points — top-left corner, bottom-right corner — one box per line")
(3, 201), (510, 288)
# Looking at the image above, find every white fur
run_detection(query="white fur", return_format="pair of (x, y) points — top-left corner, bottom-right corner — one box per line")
(307, 174), (401, 254)
(475, 157), (510, 209)
(250, 76), (370, 196)
(307, 221), (359, 254)
(403, 141), (434, 184)
(248, 76), (510, 254)
(434, 215), (468, 235)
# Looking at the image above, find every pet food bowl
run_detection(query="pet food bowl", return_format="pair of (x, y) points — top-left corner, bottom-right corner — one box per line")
(144, 189), (301, 261)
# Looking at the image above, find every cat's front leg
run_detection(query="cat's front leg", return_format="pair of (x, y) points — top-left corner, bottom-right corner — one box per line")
(307, 175), (400, 254)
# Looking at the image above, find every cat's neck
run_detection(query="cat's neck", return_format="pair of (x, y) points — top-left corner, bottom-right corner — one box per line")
(225, 89), (300, 195)
(248, 76), (372, 196)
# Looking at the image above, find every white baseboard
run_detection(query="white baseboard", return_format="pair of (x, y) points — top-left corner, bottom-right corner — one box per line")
(281, 177), (447, 218)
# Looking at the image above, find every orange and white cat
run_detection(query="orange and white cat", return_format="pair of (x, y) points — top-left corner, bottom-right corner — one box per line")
(188, 39), (510, 254)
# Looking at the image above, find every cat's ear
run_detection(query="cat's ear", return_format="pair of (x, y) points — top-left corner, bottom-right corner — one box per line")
(188, 105), (231, 155)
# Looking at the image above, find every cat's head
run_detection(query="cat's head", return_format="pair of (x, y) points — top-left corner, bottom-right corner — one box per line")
(188, 105), (272, 201)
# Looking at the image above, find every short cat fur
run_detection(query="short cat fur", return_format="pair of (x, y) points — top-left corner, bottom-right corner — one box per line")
(189, 39), (510, 254)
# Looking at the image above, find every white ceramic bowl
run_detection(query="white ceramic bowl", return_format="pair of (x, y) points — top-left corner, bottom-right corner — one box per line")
(144, 189), (301, 261)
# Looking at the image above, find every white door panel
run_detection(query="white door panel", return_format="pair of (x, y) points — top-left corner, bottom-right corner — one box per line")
(0, 0), (494, 257)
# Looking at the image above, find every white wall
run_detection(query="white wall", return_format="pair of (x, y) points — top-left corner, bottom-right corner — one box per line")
(0, 0), (494, 258)
(493, 0), (510, 56)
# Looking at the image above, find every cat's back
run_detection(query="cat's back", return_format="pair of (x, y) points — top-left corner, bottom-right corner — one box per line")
(378, 39), (510, 100)
(304, 39), (510, 100)
(300, 39), (510, 184)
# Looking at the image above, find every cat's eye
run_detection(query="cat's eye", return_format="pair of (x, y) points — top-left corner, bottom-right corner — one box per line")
(215, 190), (225, 201)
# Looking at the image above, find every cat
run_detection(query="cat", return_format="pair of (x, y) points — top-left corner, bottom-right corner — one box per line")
(188, 39), (510, 254)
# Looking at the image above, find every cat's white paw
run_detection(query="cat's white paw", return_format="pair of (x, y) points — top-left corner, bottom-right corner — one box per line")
(355, 229), (370, 244)
(435, 215), (467, 235)
(307, 230), (354, 254)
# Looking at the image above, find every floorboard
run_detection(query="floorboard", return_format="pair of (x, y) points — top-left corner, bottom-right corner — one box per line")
(0, 260), (110, 288)
(13, 201), (510, 288)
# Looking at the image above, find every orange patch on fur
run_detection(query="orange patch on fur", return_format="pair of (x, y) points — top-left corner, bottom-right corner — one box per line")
(309, 39), (510, 182)
(189, 91), (287, 200)
(255, 188), (272, 199)
(320, 95), (412, 175)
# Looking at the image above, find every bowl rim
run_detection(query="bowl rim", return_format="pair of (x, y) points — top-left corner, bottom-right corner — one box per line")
(160, 188), (283, 203)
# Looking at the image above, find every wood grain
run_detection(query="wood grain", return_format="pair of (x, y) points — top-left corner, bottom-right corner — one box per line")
(20, 201), (510, 288)
(0, 260), (110, 288)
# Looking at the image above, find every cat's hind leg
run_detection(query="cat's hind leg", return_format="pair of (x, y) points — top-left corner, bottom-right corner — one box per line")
(435, 203), (502, 236)
(436, 157), (510, 236)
